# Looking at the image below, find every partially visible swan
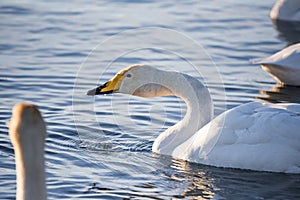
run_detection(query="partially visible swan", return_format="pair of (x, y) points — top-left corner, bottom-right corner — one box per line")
(252, 43), (300, 86)
(270, 0), (300, 21)
(87, 64), (300, 173)
(8, 103), (47, 200)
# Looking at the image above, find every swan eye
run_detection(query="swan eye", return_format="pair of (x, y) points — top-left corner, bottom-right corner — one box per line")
(126, 73), (132, 78)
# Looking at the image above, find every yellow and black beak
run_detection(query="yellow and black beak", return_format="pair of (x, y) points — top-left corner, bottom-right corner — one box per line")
(86, 81), (114, 95)
(87, 73), (124, 96)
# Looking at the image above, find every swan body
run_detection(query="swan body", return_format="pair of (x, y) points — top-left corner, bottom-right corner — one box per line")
(88, 64), (300, 173)
(270, 0), (300, 21)
(252, 43), (300, 86)
(8, 103), (47, 200)
(176, 101), (300, 173)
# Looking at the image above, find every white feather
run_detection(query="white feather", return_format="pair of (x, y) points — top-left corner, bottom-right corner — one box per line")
(252, 43), (300, 85)
(270, 0), (300, 21)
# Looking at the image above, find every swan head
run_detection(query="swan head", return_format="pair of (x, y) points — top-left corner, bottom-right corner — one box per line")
(87, 64), (174, 98)
(8, 103), (46, 146)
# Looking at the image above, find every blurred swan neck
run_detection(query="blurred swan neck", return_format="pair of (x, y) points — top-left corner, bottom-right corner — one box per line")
(14, 140), (46, 200)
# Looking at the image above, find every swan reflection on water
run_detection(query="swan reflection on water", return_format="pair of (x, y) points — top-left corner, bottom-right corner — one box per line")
(271, 20), (300, 45)
(167, 159), (216, 199)
(156, 156), (300, 199)
(257, 83), (300, 103)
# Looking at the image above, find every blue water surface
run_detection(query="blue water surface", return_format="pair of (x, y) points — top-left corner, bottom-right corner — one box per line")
(1, 0), (300, 199)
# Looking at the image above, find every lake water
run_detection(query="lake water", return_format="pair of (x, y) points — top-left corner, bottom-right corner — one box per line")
(1, 0), (300, 199)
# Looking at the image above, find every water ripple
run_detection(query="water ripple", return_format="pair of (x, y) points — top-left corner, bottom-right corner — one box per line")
(1, 0), (300, 199)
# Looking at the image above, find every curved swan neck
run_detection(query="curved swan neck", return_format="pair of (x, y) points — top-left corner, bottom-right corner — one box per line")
(152, 69), (213, 155)
(160, 69), (213, 122)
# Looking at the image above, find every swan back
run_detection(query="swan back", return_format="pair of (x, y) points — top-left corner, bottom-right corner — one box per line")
(270, 0), (300, 21)
(251, 43), (300, 85)
(252, 43), (300, 68)
(8, 103), (46, 200)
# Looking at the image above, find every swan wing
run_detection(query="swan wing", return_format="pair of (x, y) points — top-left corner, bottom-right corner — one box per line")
(251, 43), (300, 70)
(174, 102), (300, 173)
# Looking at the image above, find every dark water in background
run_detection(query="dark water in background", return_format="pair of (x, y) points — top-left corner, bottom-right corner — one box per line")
(1, 0), (300, 199)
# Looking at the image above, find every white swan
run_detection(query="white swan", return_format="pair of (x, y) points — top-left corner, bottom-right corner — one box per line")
(87, 64), (300, 173)
(252, 43), (300, 86)
(8, 103), (47, 200)
(270, 0), (300, 21)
